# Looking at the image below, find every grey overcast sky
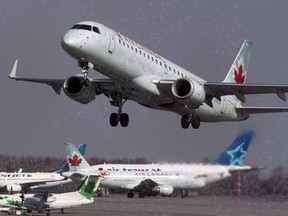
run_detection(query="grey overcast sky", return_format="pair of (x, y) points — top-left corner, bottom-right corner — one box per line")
(1, 0), (288, 176)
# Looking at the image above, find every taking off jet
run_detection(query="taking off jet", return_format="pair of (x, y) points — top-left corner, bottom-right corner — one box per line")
(9, 21), (288, 128)
(63, 131), (261, 198)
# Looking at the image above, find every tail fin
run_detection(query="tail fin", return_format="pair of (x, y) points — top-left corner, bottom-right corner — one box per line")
(78, 176), (100, 200)
(53, 144), (87, 173)
(214, 131), (254, 165)
(223, 40), (253, 83)
(65, 142), (91, 172)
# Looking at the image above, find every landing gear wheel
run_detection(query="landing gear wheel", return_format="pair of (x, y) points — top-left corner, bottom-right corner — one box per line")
(127, 191), (134, 198)
(110, 113), (118, 127)
(181, 116), (190, 129)
(120, 113), (129, 127)
(138, 192), (146, 198)
(191, 116), (200, 129)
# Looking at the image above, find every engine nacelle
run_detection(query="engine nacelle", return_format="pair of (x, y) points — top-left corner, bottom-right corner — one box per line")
(63, 75), (96, 104)
(172, 78), (205, 108)
(152, 185), (174, 196)
(5, 184), (22, 192)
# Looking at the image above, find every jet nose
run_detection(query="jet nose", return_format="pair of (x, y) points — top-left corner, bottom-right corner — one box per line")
(61, 32), (79, 51)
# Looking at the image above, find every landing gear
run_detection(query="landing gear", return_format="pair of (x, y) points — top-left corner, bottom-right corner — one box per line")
(181, 190), (187, 198)
(180, 115), (200, 129)
(127, 191), (134, 198)
(181, 116), (190, 129)
(191, 116), (200, 129)
(138, 191), (146, 198)
(79, 61), (89, 85)
(109, 95), (129, 127)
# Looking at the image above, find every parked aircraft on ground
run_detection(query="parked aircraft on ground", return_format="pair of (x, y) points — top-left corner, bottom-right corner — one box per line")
(0, 175), (100, 216)
(0, 144), (86, 193)
(63, 131), (260, 198)
(9, 21), (288, 128)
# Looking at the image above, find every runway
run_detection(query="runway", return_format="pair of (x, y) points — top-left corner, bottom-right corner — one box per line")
(1, 194), (287, 216)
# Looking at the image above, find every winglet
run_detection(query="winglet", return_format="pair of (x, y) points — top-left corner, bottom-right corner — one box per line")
(9, 60), (18, 79)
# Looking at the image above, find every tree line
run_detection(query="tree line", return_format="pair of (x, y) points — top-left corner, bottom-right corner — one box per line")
(0, 154), (287, 196)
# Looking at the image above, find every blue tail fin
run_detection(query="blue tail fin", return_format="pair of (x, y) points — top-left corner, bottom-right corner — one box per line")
(53, 143), (87, 173)
(214, 131), (254, 165)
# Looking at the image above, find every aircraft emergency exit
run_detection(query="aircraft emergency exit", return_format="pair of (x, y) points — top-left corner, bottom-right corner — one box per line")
(9, 21), (288, 128)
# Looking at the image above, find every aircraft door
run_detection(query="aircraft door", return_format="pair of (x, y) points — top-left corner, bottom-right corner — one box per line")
(108, 30), (116, 53)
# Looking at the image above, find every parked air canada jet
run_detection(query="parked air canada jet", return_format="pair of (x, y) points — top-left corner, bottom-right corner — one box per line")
(0, 144), (86, 193)
(9, 21), (288, 128)
(63, 131), (261, 198)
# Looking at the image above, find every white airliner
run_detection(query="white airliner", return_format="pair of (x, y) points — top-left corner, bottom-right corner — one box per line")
(0, 172), (65, 193)
(0, 175), (100, 215)
(8, 21), (288, 128)
(63, 131), (260, 198)
(0, 144), (87, 193)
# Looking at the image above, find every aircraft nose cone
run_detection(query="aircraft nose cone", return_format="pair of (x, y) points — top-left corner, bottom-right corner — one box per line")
(61, 33), (79, 51)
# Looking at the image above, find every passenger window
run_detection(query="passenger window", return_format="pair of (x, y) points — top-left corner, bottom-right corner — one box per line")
(139, 50), (142, 55)
(131, 46), (134, 51)
(143, 53), (146, 57)
(178, 71), (180, 76)
(123, 41), (125, 46)
(147, 55), (150, 59)
(119, 39), (121, 44)
(127, 44), (129, 48)
(135, 48), (138, 53)
(169, 66), (171, 71)
(156, 59), (158, 64)
(160, 62), (162, 66)
(151, 57), (154, 61)
(173, 69), (175, 73)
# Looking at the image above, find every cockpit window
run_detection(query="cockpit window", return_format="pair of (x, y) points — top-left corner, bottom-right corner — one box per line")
(71, 24), (101, 34)
(71, 24), (91, 31)
(93, 26), (100, 34)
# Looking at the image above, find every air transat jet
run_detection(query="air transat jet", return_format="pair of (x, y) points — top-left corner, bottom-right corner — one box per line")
(63, 131), (261, 198)
(9, 21), (288, 128)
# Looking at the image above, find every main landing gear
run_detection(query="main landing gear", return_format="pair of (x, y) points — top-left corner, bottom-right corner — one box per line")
(109, 96), (129, 127)
(181, 115), (200, 129)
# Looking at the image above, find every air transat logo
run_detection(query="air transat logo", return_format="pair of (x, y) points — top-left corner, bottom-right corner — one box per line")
(234, 64), (245, 83)
(226, 142), (247, 165)
(99, 171), (110, 177)
(68, 154), (82, 166)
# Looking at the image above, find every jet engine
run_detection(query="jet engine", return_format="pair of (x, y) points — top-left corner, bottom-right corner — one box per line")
(172, 78), (205, 108)
(5, 184), (22, 193)
(152, 185), (174, 196)
(63, 75), (96, 104)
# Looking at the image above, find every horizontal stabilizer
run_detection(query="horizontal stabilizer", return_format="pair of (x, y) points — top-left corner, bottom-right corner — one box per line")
(236, 107), (288, 114)
(204, 82), (288, 101)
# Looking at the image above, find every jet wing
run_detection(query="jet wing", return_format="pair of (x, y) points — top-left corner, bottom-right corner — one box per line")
(229, 166), (265, 174)
(236, 106), (288, 114)
(132, 179), (158, 192)
(153, 79), (288, 102)
(204, 82), (288, 102)
(8, 60), (118, 96)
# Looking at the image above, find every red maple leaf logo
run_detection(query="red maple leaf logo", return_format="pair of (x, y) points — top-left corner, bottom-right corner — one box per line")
(234, 64), (245, 83)
(68, 154), (82, 166)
